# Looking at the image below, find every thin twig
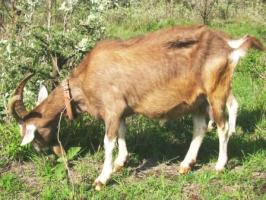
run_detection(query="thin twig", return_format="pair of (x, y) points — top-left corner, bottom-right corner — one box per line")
(164, 155), (180, 165)
(57, 108), (75, 197)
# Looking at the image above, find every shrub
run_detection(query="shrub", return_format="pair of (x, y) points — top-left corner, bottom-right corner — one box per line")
(0, 0), (109, 121)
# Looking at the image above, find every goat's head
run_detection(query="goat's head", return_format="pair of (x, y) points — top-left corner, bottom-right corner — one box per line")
(8, 74), (64, 156)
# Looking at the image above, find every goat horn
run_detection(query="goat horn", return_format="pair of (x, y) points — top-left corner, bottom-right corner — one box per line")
(8, 73), (34, 121)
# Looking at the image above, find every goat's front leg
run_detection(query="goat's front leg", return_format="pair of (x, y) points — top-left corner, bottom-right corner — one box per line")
(51, 144), (66, 157)
(179, 114), (207, 174)
(94, 118), (119, 191)
(207, 106), (215, 132)
(113, 119), (128, 173)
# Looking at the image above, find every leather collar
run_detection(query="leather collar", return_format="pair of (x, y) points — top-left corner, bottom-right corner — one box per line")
(62, 79), (74, 120)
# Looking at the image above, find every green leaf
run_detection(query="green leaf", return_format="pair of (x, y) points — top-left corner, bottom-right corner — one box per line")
(56, 147), (81, 163)
(53, 163), (66, 180)
(66, 147), (81, 160)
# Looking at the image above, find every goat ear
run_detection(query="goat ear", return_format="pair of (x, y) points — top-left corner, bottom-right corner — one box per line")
(21, 124), (36, 146)
(37, 85), (48, 105)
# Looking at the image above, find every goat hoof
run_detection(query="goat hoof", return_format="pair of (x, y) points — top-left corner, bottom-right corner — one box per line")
(113, 164), (123, 173)
(179, 166), (191, 174)
(179, 160), (195, 174)
(93, 180), (104, 191)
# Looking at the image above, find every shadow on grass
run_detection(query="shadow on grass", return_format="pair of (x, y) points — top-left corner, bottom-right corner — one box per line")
(237, 108), (264, 133)
(60, 107), (265, 172)
(60, 115), (105, 157)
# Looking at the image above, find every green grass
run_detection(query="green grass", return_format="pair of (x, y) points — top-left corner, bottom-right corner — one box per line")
(0, 15), (265, 200)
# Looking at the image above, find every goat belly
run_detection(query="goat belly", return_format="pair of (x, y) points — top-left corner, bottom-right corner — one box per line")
(132, 86), (206, 119)
(134, 102), (191, 119)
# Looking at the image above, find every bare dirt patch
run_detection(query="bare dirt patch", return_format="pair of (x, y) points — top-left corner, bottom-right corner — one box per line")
(182, 183), (202, 200)
(128, 159), (181, 180)
(252, 171), (266, 196)
(8, 161), (42, 190)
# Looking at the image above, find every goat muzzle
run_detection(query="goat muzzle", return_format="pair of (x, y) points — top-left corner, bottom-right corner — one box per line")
(8, 73), (34, 121)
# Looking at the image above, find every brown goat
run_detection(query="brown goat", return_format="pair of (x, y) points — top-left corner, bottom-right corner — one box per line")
(9, 25), (264, 190)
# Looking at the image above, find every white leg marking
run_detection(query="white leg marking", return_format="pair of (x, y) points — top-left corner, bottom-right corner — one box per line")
(215, 122), (229, 171)
(95, 135), (116, 184)
(114, 120), (128, 170)
(226, 94), (238, 136)
(181, 115), (206, 169)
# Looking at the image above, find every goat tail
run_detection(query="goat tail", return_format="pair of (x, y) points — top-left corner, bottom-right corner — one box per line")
(228, 35), (264, 51)
(240, 35), (264, 52)
(228, 35), (264, 65)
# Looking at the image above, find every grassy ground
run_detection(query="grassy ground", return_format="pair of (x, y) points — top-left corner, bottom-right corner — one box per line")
(0, 17), (266, 200)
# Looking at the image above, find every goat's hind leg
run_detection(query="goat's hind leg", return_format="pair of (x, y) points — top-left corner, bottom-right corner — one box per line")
(113, 119), (128, 173)
(209, 98), (230, 171)
(226, 92), (238, 136)
(207, 91), (238, 134)
(179, 113), (207, 174)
